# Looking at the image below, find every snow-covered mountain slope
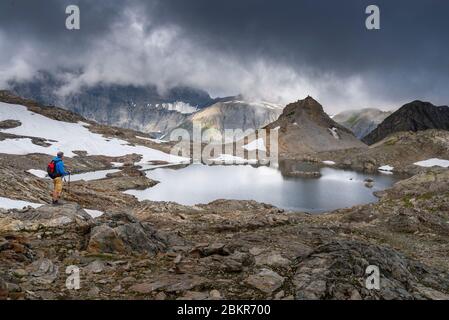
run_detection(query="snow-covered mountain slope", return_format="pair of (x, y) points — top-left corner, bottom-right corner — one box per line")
(9, 72), (214, 135)
(176, 99), (284, 141)
(152, 101), (199, 114)
(9, 74), (285, 139)
(0, 102), (187, 164)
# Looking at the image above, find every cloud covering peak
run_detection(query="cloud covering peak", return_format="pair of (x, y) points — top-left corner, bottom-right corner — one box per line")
(1, 0), (448, 113)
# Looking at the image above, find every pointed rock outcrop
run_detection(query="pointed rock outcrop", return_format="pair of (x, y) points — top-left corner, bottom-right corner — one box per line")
(265, 96), (366, 157)
(362, 100), (449, 145)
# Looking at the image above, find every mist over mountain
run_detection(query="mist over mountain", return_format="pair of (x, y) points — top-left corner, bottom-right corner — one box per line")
(2, 1), (449, 111)
(8, 72), (215, 135)
(333, 108), (393, 139)
(9, 72), (285, 137)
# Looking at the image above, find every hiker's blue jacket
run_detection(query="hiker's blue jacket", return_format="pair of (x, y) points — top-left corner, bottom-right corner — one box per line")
(52, 156), (69, 177)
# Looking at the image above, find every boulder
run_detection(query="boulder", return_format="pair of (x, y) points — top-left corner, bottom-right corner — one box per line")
(293, 240), (449, 300)
(87, 212), (168, 255)
(3, 203), (92, 232)
(255, 252), (291, 267)
(245, 269), (285, 294)
(28, 258), (59, 285)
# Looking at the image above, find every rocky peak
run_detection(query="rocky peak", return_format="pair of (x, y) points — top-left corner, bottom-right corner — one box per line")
(272, 96), (351, 132)
(363, 100), (449, 145)
(265, 96), (366, 156)
(282, 96), (324, 119)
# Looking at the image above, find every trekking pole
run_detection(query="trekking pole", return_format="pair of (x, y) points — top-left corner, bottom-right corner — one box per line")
(62, 176), (66, 198)
(68, 172), (71, 194)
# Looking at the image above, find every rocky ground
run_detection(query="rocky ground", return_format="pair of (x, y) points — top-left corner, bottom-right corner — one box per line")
(1, 166), (448, 300)
(314, 129), (449, 175)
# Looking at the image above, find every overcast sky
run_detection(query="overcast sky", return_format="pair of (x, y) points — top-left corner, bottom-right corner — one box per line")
(0, 0), (448, 113)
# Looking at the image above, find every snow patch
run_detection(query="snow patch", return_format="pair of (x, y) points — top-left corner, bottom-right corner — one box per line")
(27, 169), (49, 179)
(0, 103), (187, 164)
(70, 169), (121, 182)
(328, 127), (340, 139)
(0, 197), (43, 210)
(111, 162), (124, 168)
(152, 101), (198, 114)
(136, 136), (166, 144)
(414, 158), (449, 168)
(322, 160), (336, 165)
(84, 209), (104, 218)
(209, 154), (258, 165)
(223, 100), (282, 110)
(378, 165), (394, 173)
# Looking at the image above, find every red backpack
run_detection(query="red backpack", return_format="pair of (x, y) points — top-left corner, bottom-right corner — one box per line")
(47, 159), (60, 179)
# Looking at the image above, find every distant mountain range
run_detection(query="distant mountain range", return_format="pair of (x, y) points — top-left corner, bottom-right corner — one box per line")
(10, 73), (449, 150)
(8, 72), (214, 135)
(362, 100), (449, 145)
(333, 108), (392, 139)
(8, 72), (283, 139)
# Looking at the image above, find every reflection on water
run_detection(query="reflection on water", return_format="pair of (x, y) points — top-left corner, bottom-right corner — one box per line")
(125, 164), (400, 213)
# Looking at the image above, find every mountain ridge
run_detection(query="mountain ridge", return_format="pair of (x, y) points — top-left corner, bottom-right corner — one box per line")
(362, 100), (449, 145)
(8, 73), (284, 138)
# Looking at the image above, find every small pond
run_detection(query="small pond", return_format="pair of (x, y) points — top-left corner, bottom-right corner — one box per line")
(125, 163), (400, 213)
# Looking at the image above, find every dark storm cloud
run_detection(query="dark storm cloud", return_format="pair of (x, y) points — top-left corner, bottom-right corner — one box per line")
(0, 0), (448, 111)
(0, 0), (123, 40)
(148, 0), (449, 96)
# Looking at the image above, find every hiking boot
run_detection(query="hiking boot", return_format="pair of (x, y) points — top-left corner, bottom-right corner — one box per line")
(52, 200), (62, 205)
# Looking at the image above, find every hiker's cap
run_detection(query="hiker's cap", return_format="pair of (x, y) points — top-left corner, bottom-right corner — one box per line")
(57, 151), (64, 158)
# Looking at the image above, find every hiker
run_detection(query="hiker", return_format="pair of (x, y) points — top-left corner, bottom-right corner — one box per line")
(47, 151), (70, 205)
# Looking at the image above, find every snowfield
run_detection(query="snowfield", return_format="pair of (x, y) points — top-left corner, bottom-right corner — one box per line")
(0, 196), (43, 209)
(70, 169), (121, 182)
(209, 154), (258, 165)
(153, 101), (198, 114)
(136, 135), (166, 144)
(0, 195), (104, 218)
(84, 209), (104, 218)
(27, 169), (48, 179)
(414, 158), (449, 168)
(223, 100), (283, 110)
(26, 167), (121, 181)
(0, 102), (188, 164)
(111, 162), (124, 168)
(378, 165), (394, 174)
